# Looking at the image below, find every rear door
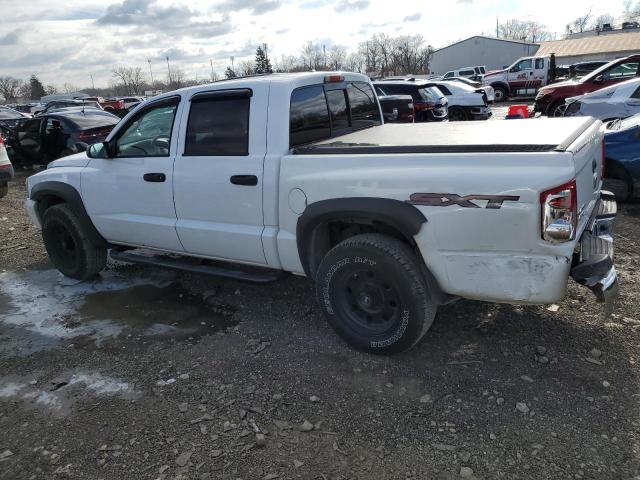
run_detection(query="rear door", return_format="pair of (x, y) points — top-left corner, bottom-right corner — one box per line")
(172, 87), (267, 265)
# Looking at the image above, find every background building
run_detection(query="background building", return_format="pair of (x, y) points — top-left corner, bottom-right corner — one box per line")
(537, 31), (640, 65)
(429, 36), (539, 74)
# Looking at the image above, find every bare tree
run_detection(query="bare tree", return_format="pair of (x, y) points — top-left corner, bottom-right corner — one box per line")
(300, 41), (322, 69)
(345, 52), (365, 73)
(237, 60), (254, 77)
(0, 76), (23, 102)
(499, 19), (552, 42)
(591, 13), (616, 29)
(567, 10), (593, 33)
(623, 0), (640, 21)
(273, 54), (300, 72)
(45, 85), (58, 95)
(392, 35), (430, 75)
(62, 82), (79, 94)
(112, 66), (146, 95)
(327, 46), (347, 70)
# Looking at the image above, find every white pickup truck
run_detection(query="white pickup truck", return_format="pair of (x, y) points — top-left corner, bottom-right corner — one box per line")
(25, 72), (617, 354)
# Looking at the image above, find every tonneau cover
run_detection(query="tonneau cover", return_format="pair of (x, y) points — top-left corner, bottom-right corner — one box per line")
(293, 117), (597, 155)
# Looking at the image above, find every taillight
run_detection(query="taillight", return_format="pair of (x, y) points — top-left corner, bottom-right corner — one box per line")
(324, 75), (344, 83)
(0, 135), (4, 145)
(413, 102), (435, 112)
(540, 179), (577, 243)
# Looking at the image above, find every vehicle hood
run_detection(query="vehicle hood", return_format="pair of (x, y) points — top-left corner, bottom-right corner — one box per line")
(539, 79), (579, 93)
(483, 69), (506, 78)
(294, 117), (598, 154)
(47, 152), (90, 169)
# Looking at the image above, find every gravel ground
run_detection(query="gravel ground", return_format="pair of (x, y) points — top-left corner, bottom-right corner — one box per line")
(1, 169), (640, 480)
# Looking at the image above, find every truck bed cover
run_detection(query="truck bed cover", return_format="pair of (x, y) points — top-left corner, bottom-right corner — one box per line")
(293, 117), (596, 155)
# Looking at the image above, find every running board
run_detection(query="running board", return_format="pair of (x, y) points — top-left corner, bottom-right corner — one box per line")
(109, 249), (288, 284)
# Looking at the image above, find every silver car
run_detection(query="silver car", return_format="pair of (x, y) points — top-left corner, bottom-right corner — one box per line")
(564, 77), (640, 120)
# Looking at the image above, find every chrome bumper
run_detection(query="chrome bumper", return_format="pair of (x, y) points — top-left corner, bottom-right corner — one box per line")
(570, 191), (618, 314)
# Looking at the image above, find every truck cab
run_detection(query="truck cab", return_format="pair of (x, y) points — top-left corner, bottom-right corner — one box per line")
(483, 56), (550, 101)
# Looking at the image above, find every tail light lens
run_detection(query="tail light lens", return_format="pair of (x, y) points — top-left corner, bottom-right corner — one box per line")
(78, 127), (113, 141)
(540, 179), (577, 243)
(0, 134), (4, 145)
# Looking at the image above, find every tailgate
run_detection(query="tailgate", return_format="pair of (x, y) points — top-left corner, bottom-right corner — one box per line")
(565, 118), (604, 233)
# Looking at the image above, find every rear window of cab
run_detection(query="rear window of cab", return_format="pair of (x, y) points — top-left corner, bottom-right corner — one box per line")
(289, 81), (381, 148)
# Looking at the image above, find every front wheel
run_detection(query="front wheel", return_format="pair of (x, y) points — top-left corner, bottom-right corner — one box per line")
(315, 233), (437, 354)
(42, 204), (107, 280)
(448, 107), (468, 122)
(549, 100), (568, 117)
(493, 86), (508, 102)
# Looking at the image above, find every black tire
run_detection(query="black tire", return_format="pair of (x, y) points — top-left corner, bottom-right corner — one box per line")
(0, 182), (7, 199)
(42, 204), (107, 280)
(493, 86), (508, 102)
(315, 233), (437, 354)
(448, 107), (468, 122)
(549, 100), (567, 117)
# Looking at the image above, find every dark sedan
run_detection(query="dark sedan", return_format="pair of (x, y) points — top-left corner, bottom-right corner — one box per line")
(11, 109), (120, 167)
(0, 106), (30, 129)
(602, 114), (640, 201)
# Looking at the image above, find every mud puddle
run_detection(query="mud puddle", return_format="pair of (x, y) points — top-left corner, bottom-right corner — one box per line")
(0, 268), (236, 355)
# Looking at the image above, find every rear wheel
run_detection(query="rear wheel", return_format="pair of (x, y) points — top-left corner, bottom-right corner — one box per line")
(603, 164), (633, 202)
(0, 182), (7, 199)
(549, 100), (568, 117)
(448, 107), (468, 122)
(315, 233), (437, 354)
(42, 204), (107, 280)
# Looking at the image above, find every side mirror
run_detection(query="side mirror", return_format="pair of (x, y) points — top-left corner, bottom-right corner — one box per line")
(593, 75), (604, 83)
(87, 141), (111, 159)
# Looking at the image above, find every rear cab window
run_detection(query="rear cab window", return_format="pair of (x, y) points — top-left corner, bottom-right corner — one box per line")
(289, 81), (381, 148)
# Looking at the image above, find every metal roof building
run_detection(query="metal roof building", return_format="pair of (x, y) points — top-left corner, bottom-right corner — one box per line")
(429, 36), (539, 75)
(537, 32), (640, 64)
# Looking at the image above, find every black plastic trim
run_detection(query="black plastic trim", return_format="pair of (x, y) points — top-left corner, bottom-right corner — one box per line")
(30, 181), (108, 248)
(296, 197), (427, 277)
(293, 143), (559, 155)
(190, 88), (253, 101)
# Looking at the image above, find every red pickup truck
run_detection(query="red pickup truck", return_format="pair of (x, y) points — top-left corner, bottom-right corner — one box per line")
(85, 97), (127, 116)
(534, 55), (640, 116)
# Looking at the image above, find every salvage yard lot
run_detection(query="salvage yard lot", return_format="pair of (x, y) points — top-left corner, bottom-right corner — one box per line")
(1, 170), (640, 480)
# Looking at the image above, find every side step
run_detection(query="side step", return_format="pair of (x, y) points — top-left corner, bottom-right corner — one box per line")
(109, 249), (288, 284)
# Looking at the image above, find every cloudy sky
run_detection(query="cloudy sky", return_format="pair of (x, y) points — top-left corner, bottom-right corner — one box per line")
(0, 0), (630, 88)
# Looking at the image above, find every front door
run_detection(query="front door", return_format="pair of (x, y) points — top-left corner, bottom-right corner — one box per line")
(14, 118), (44, 165)
(173, 86), (267, 265)
(81, 96), (184, 251)
(508, 58), (534, 90)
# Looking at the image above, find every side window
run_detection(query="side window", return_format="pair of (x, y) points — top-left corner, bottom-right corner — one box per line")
(435, 85), (452, 95)
(374, 85), (387, 96)
(184, 95), (250, 156)
(326, 89), (350, 130)
(289, 85), (330, 148)
(347, 82), (381, 129)
(512, 59), (533, 72)
(459, 70), (475, 76)
(535, 58), (545, 69)
(115, 100), (178, 157)
(45, 118), (66, 135)
(632, 86), (640, 99)
(444, 72), (454, 78)
(604, 62), (639, 80)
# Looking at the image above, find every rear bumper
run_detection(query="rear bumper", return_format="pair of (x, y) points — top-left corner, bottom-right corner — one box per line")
(570, 191), (618, 312)
(468, 105), (491, 120)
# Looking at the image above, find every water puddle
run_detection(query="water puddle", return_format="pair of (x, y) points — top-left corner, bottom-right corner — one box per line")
(0, 268), (236, 355)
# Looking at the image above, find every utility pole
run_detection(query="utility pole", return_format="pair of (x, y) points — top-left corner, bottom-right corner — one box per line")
(89, 74), (95, 91)
(210, 58), (214, 81)
(147, 59), (154, 86)
(496, 17), (499, 38)
(230, 56), (235, 72)
(166, 56), (172, 84)
(323, 44), (326, 68)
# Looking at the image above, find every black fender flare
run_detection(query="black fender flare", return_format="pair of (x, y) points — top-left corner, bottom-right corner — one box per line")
(296, 197), (427, 278)
(30, 181), (108, 248)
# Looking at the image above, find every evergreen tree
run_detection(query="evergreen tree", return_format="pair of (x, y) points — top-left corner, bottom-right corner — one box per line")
(29, 74), (46, 100)
(224, 67), (237, 79)
(254, 44), (272, 74)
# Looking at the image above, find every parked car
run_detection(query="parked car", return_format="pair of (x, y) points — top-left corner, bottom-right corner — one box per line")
(25, 71), (615, 355)
(0, 106), (31, 129)
(601, 114), (640, 200)
(36, 99), (103, 116)
(374, 82), (448, 122)
(378, 95), (415, 123)
(535, 55), (640, 116)
(0, 132), (14, 198)
(12, 109), (119, 167)
(564, 77), (640, 120)
(12, 103), (39, 115)
(446, 77), (495, 103)
(120, 97), (145, 111)
(569, 61), (609, 78)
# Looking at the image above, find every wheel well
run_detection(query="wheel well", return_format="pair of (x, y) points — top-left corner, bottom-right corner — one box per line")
(490, 82), (509, 93)
(606, 159), (633, 187)
(36, 194), (65, 219)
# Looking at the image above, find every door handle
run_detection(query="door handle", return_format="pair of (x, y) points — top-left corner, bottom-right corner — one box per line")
(143, 173), (166, 182)
(230, 174), (258, 186)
